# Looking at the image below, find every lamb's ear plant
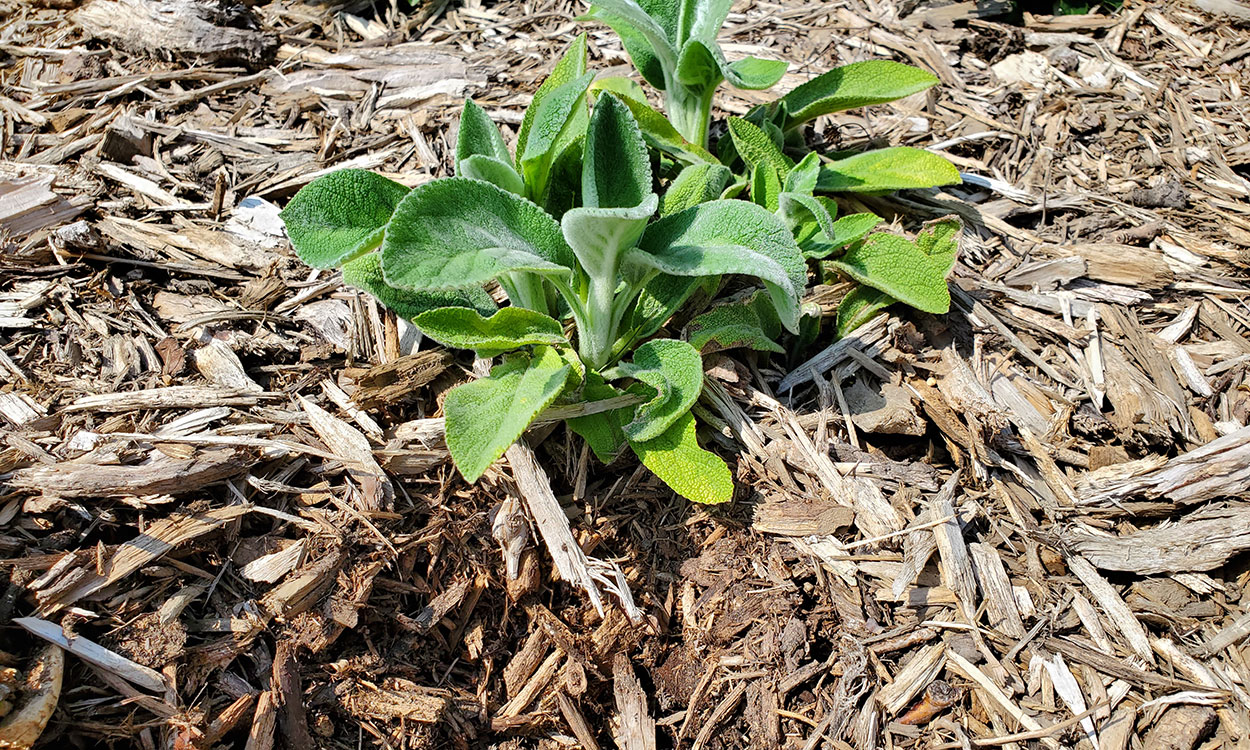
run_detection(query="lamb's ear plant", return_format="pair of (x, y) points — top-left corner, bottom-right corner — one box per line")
(280, 80), (808, 504)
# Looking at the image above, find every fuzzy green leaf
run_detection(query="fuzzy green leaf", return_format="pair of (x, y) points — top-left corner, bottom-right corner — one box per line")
(340, 252), (497, 321)
(686, 299), (784, 354)
(727, 117), (794, 178)
(412, 307), (568, 352)
(566, 374), (629, 464)
(519, 72), (595, 200)
(781, 60), (939, 129)
(280, 170), (410, 269)
(678, 0), (732, 45)
(444, 347), (570, 482)
(675, 39), (722, 91)
(517, 35), (588, 169)
(660, 163), (733, 216)
(382, 177), (575, 292)
(917, 216), (962, 275)
(629, 410), (733, 504)
(458, 155), (526, 196)
(816, 147), (961, 193)
(630, 199), (807, 332)
(584, 93), (652, 210)
(784, 152), (822, 194)
(751, 165), (783, 213)
(591, 84), (718, 164)
(561, 195), (658, 280)
(456, 99), (512, 169)
(603, 338), (703, 441)
(836, 285), (894, 338)
(726, 56), (788, 90)
(582, 0), (678, 86)
(829, 232), (951, 314)
(801, 212), (883, 259)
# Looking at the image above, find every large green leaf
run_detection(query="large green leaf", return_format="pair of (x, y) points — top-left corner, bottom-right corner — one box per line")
(781, 60), (939, 129)
(629, 410), (733, 504)
(456, 99), (512, 170)
(630, 199), (807, 331)
(382, 178), (575, 291)
(829, 232), (951, 314)
(602, 338), (703, 441)
(816, 147), (961, 193)
(517, 35), (588, 170)
(340, 252), (497, 321)
(917, 216), (962, 275)
(412, 307), (568, 352)
(444, 347), (570, 482)
(583, 93), (652, 210)
(280, 170), (410, 269)
(727, 57), (788, 90)
(836, 285), (894, 338)
(686, 298), (784, 354)
(660, 163), (732, 216)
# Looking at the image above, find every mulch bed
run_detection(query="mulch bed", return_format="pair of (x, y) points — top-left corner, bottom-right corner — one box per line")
(2, 0), (1250, 748)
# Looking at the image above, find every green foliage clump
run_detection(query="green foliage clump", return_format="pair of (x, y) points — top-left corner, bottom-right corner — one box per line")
(280, 3), (965, 503)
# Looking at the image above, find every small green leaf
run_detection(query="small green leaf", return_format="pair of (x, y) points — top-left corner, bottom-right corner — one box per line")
(413, 307), (568, 352)
(675, 39), (722, 91)
(686, 299), (785, 354)
(382, 177), (575, 292)
(629, 411), (733, 504)
(602, 339), (703, 441)
(458, 155), (526, 196)
(781, 60), (939, 129)
(916, 216), (962, 276)
(584, 93), (652, 210)
(726, 56), (788, 90)
(829, 232), (951, 314)
(519, 72), (595, 200)
(816, 147), (961, 193)
(617, 274), (704, 354)
(582, 0), (678, 87)
(456, 99), (512, 170)
(444, 346), (570, 482)
(517, 35), (588, 169)
(801, 212), (883, 259)
(280, 170), (410, 269)
(727, 117), (794, 178)
(784, 152), (822, 194)
(677, 0), (732, 45)
(836, 285), (895, 338)
(751, 165), (783, 213)
(340, 252), (497, 321)
(660, 163), (732, 216)
(561, 195), (658, 282)
(567, 374), (630, 464)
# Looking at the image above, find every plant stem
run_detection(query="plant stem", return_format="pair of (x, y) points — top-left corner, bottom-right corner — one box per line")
(666, 87), (715, 150)
(579, 276), (615, 370)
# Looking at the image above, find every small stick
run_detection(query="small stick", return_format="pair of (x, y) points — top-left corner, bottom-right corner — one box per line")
(897, 680), (960, 725)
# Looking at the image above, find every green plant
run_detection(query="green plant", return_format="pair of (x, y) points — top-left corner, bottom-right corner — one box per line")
(579, 0), (788, 149)
(280, 42), (807, 504)
(581, 0), (963, 335)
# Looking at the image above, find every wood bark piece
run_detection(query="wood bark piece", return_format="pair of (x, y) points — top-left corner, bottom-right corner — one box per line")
(879, 643), (946, 715)
(31, 505), (250, 611)
(63, 385), (264, 412)
(74, 0), (277, 64)
(14, 617), (164, 693)
(0, 645), (63, 750)
(1067, 507), (1250, 574)
(505, 440), (638, 619)
(1142, 705), (1217, 750)
(1076, 425), (1250, 507)
(10, 448), (253, 499)
(298, 396), (392, 512)
(1067, 555), (1156, 665)
(612, 653), (655, 750)
(273, 642), (312, 750)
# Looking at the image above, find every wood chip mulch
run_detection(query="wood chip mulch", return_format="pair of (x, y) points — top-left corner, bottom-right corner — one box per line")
(2, 0), (1250, 748)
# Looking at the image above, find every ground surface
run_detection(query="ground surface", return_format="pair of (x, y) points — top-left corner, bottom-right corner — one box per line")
(2, 0), (1250, 748)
